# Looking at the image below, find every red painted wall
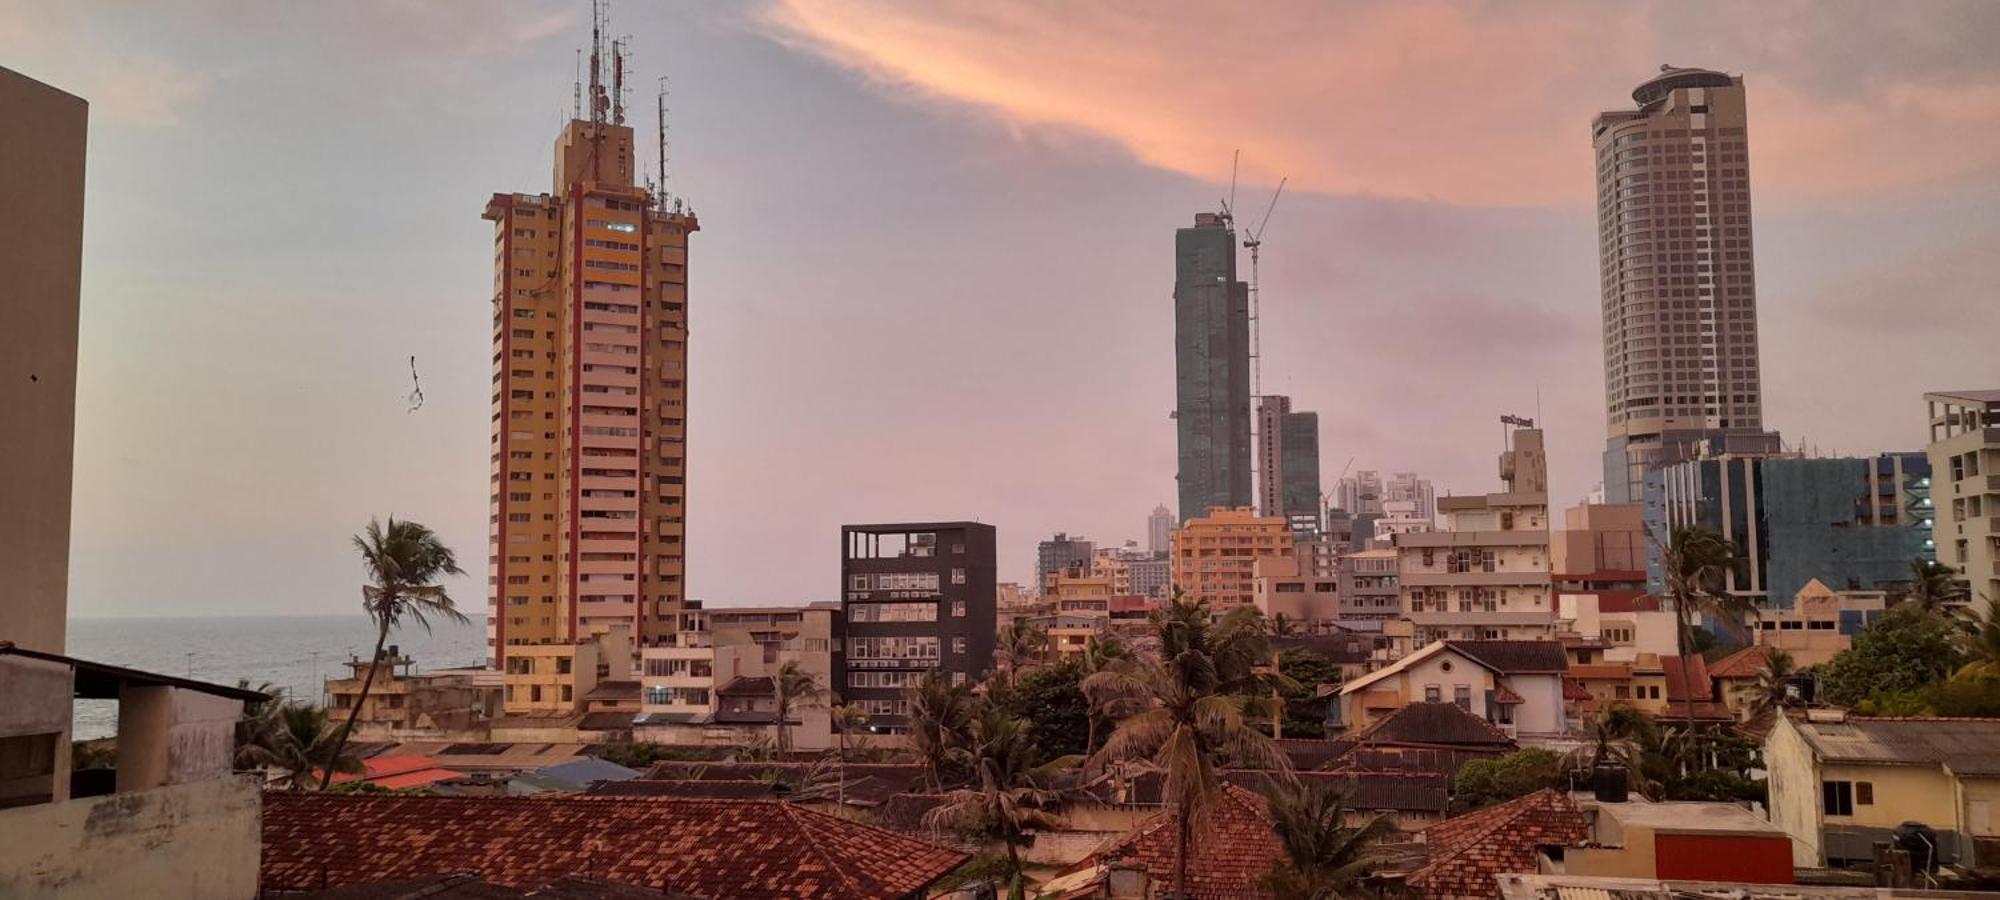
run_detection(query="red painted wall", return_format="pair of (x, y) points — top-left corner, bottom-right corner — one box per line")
(1655, 834), (1794, 883)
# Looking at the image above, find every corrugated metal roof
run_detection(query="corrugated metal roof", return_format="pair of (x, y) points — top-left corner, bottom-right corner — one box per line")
(1800, 717), (2000, 774)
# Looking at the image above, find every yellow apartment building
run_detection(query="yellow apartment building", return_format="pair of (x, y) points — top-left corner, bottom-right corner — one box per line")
(1172, 507), (1293, 611)
(483, 44), (698, 670)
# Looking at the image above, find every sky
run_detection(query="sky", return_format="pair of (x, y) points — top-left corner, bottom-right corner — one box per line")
(9, 0), (1998, 618)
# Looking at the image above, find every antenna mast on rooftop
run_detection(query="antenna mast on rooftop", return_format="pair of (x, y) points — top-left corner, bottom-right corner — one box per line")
(655, 77), (670, 209)
(588, 0), (609, 125)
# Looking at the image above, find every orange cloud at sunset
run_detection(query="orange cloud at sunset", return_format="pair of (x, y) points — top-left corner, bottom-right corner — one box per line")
(762, 0), (2000, 207)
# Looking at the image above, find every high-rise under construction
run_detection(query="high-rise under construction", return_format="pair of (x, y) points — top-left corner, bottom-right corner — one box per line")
(482, 30), (697, 665)
(1174, 212), (1252, 523)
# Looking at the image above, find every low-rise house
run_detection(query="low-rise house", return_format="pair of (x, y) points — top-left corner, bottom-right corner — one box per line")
(1766, 713), (2000, 868)
(1253, 554), (1341, 627)
(1401, 788), (1588, 900)
(1338, 640), (1570, 738)
(261, 793), (968, 899)
(497, 625), (632, 740)
(1542, 800), (1794, 884)
(634, 604), (836, 749)
(1043, 783), (1283, 900)
(326, 753), (464, 791)
(1708, 644), (1783, 720)
(1557, 592), (1678, 662)
(1321, 701), (1518, 780)
(323, 652), (500, 737)
(1751, 579), (1887, 668)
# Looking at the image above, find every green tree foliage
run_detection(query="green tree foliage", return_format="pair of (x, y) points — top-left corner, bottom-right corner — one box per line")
(923, 707), (1078, 900)
(1856, 676), (2000, 717)
(1821, 603), (1963, 707)
(1453, 748), (1565, 809)
(1257, 777), (1396, 899)
(1276, 649), (1344, 739)
(993, 658), (1091, 760)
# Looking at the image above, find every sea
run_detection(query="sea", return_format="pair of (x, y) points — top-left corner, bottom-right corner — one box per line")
(65, 614), (490, 741)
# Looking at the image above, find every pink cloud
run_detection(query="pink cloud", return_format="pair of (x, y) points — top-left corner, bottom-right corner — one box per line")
(761, 0), (2000, 207)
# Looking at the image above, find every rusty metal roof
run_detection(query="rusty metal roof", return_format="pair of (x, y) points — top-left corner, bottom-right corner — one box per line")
(1796, 717), (2000, 775)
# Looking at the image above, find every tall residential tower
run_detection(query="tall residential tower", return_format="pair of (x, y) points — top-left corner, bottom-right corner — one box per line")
(483, 39), (698, 665)
(1174, 212), (1252, 522)
(1594, 66), (1772, 503)
(1256, 394), (1322, 535)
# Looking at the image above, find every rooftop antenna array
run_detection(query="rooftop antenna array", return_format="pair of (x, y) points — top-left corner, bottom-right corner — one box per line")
(655, 76), (670, 210)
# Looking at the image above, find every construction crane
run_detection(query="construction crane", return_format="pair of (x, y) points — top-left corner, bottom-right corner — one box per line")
(1244, 176), (1287, 403)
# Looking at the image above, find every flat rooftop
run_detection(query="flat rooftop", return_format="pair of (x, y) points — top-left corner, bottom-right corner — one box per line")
(1598, 800), (1784, 836)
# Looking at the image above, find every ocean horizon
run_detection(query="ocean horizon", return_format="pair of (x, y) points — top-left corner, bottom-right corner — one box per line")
(65, 612), (490, 741)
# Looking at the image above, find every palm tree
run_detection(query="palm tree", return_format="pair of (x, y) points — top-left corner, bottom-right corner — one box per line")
(994, 622), (1049, 686)
(923, 706), (1079, 900)
(1271, 612), (1299, 638)
(1257, 777), (1397, 900)
(906, 668), (977, 792)
(1088, 595), (1295, 898)
(1658, 526), (1755, 731)
(772, 660), (826, 753)
(1744, 648), (1799, 721)
(1079, 637), (1144, 756)
(1955, 594), (2000, 680)
(320, 517), (467, 789)
(1907, 559), (1967, 613)
(829, 700), (869, 810)
(239, 698), (363, 790)
(1567, 702), (1658, 789)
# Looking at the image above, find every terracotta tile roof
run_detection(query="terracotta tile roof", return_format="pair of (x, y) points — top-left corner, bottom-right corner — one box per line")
(1566, 663), (1632, 680)
(261, 793), (968, 899)
(1443, 641), (1570, 674)
(1271, 738), (1352, 770)
(1340, 702), (1516, 749)
(1560, 679), (1594, 702)
(1594, 591), (1659, 613)
(1060, 784), (1282, 900)
(1491, 684), (1525, 705)
(1708, 645), (1776, 680)
(276, 872), (698, 898)
(716, 676), (775, 697)
(326, 754), (464, 790)
(1662, 655), (1712, 702)
(1407, 789), (1587, 899)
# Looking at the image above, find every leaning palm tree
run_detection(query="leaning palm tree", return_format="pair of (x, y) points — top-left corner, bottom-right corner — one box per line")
(924, 706), (1079, 900)
(1257, 777), (1397, 900)
(828, 700), (870, 809)
(1955, 594), (2000, 680)
(239, 700), (363, 790)
(771, 660), (826, 753)
(1566, 702), (1657, 784)
(1088, 595), (1295, 899)
(906, 668), (978, 792)
(1657, 526), (1755, 731)
(1744, 648), (1800, 721)
(319, 516), (467, 789)
(993, 622), (1050, 687)
(1079, 637), (1145, 756)
(1907, 559), (1967, 614)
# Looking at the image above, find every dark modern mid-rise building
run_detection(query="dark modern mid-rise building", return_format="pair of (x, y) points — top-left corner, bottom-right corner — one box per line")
(1175, 211), (1252, 523)
(1035, 532), (1095, 584)
(1594, 66), (1776, 503)
(837, 522), (997, 733)
(1256, 395), (1322, 536)
(1652, 451), (1932, 606)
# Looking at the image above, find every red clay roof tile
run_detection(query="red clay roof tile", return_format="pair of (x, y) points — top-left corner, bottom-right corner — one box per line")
(261, 792), (967, 899)
(1407, 789), (1587, 899)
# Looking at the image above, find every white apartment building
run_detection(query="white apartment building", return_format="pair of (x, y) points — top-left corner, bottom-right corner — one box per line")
(1396, 427), (1557, 646)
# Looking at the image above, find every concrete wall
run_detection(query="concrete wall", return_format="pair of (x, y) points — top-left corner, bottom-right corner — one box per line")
(0, 66), (86, 658)
(0, 656), (74, 806)
(0, 776), (260, 900)
(1764, 716), (1825, 867)
(116, 686), (243, 793)
(1510, 674), (1569, 736)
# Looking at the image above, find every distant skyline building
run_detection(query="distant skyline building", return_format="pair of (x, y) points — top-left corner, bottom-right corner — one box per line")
(838, 522), (997, 734)
(1594, 66), (1772, 503)
(483, 44), (699, 666)
(1035, 532), (1095, 587)
(1256, 395), (1322, 535)
(1334, 470), (1434, 528)
(1147, 504), (1174, 555)
(1174, 211), (1252, 523)
(1171, 507), (1292, 612)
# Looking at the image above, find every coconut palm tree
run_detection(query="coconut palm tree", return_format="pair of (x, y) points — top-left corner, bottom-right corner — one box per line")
(1568, 702), (1657, 778)
(994, 622), (1050, 686)
(1658, 526), (1755, 731)
(1079, 637), (1144, 756)
(1257, 777), (1397, 900)
(1955, 594), (2000, 680)
(1744, 648), (1800, 721)
(320, 517), (467, 789)
(829, 700), (869, 809)
(772, 660), (826, 753)
(239, 698), (363, 790)
(906, 668), (978, 792)
(1906, 559), (1967, 614)
(923, 706), (1079, 900)
(1088, 595), (1295, 898)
